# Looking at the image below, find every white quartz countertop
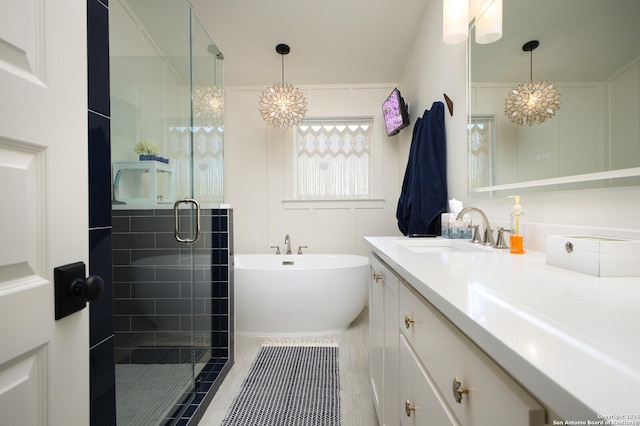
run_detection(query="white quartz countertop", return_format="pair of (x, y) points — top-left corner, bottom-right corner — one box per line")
(365, 236), (640, 422)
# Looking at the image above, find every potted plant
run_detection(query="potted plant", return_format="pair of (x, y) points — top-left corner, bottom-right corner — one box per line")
(135, 139), (159, 161)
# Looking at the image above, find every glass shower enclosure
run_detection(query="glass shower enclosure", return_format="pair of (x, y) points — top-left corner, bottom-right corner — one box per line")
(109, 0), (228, 424)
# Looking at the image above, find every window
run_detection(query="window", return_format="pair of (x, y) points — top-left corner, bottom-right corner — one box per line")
(294, 118), (372, 199)
(468, 116), (496, 190)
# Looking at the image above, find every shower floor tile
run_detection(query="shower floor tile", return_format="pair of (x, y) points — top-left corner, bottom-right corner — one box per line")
(115, 364), (192, 425)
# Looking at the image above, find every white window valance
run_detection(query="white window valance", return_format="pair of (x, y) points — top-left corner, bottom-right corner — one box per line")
(295, 118), (372, 199)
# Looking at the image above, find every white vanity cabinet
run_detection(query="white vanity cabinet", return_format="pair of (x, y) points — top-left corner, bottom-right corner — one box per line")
(369, 253), (400, 426)
(365, 236), (640, 423)
(370, 248), (546, 426)
(399, 281), (545, 426)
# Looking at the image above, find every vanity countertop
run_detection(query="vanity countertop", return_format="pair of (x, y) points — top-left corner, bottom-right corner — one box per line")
(365, 236), (640, 422)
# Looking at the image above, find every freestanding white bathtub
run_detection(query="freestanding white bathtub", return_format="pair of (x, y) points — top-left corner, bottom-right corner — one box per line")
(235, 254), (369, 336)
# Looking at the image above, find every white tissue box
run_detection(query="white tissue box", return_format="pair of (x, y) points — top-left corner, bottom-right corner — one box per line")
(546, 235), (640, 277)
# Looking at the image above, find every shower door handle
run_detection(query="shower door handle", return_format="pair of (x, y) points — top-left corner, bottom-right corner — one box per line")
(173, 198), (201, 244)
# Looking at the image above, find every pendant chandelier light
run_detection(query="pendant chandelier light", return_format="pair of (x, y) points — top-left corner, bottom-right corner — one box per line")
(258, 43), (307, 129)
(505, 40), (561, 126)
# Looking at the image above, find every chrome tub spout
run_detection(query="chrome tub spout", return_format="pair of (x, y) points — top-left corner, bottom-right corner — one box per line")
(285, 234), (292, 254)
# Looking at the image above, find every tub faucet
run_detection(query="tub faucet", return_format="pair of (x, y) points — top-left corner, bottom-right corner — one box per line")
(455, 207), (495, 247)
(284, 234), (292, 254)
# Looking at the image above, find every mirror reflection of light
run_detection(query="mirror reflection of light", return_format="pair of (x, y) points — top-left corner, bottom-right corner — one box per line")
(468, 282), (640, 381)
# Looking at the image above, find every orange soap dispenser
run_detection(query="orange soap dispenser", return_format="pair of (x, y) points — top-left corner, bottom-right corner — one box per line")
(508, 195), (525, 254)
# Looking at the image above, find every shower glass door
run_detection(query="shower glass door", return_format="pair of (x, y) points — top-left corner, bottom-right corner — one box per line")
(110, 0), (224, 424)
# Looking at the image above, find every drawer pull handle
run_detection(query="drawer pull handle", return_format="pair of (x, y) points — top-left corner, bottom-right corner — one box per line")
(373, 272), (384, 282)
(405, 400), (417, 417)
(404, 314), (416, 329)
(452, 377), (469, 403)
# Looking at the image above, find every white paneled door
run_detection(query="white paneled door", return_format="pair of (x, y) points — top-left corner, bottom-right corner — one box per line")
(0, 0), (89, 425)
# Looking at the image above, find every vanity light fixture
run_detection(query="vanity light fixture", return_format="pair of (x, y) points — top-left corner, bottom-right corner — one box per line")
(474, 0), (502, 44)
(504, 40), (561, 126)
(443, 0), (502, 45)
(258, 43), (308, 129)
(443, 0), (469, 44)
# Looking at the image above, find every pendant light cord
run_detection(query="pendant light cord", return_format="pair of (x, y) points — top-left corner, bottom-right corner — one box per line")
(530, 49), (533, 81)
(281, 54), (285, 85)
(522, 40), (539, 81)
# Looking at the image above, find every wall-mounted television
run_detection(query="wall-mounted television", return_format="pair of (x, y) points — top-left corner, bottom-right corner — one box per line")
(382, 87), (410, 136)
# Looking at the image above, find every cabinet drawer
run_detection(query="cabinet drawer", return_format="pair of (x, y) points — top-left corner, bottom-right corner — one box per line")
(400, 335), (458, 426)
(399, 283), (545, 426)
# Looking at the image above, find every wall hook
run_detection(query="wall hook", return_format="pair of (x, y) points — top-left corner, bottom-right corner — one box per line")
(443, 93), (454, 116)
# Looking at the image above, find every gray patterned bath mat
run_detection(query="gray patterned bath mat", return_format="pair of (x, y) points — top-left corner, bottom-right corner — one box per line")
(221, 345), (340, 426)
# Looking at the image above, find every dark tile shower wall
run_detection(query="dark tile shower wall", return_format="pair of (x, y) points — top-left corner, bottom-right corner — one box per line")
(88, 0), (117, 424)
(112, 208), (232, 365)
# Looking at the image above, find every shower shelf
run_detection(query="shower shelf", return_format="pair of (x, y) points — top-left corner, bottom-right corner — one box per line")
(113, 161), (175, 207)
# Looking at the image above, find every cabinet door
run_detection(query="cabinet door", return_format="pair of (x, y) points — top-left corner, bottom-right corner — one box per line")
(369, 256), (385, 425)
(400, 336), (459, 426)
(383, 269), (399, 425)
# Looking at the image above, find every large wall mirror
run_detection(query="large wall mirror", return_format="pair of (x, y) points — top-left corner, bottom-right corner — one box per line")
(468, 0), (640, 195)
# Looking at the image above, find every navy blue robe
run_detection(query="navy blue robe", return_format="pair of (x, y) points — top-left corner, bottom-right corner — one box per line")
(396, 101), (447, 236)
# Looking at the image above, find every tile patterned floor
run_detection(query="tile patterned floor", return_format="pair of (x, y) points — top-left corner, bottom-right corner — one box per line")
(198, 308), (378, 426)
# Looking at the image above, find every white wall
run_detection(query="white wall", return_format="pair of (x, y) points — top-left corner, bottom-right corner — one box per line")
(396, 0), (469, 233)
(397, 0), (640, 251)
(226, 85), (403, 255)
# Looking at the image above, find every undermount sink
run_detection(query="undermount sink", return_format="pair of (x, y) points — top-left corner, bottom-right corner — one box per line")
(394, 237), (491, 253)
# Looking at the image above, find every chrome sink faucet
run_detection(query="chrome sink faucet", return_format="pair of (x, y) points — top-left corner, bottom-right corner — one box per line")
(284, 234), (292, 254)
(456, 207), (496, 247)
